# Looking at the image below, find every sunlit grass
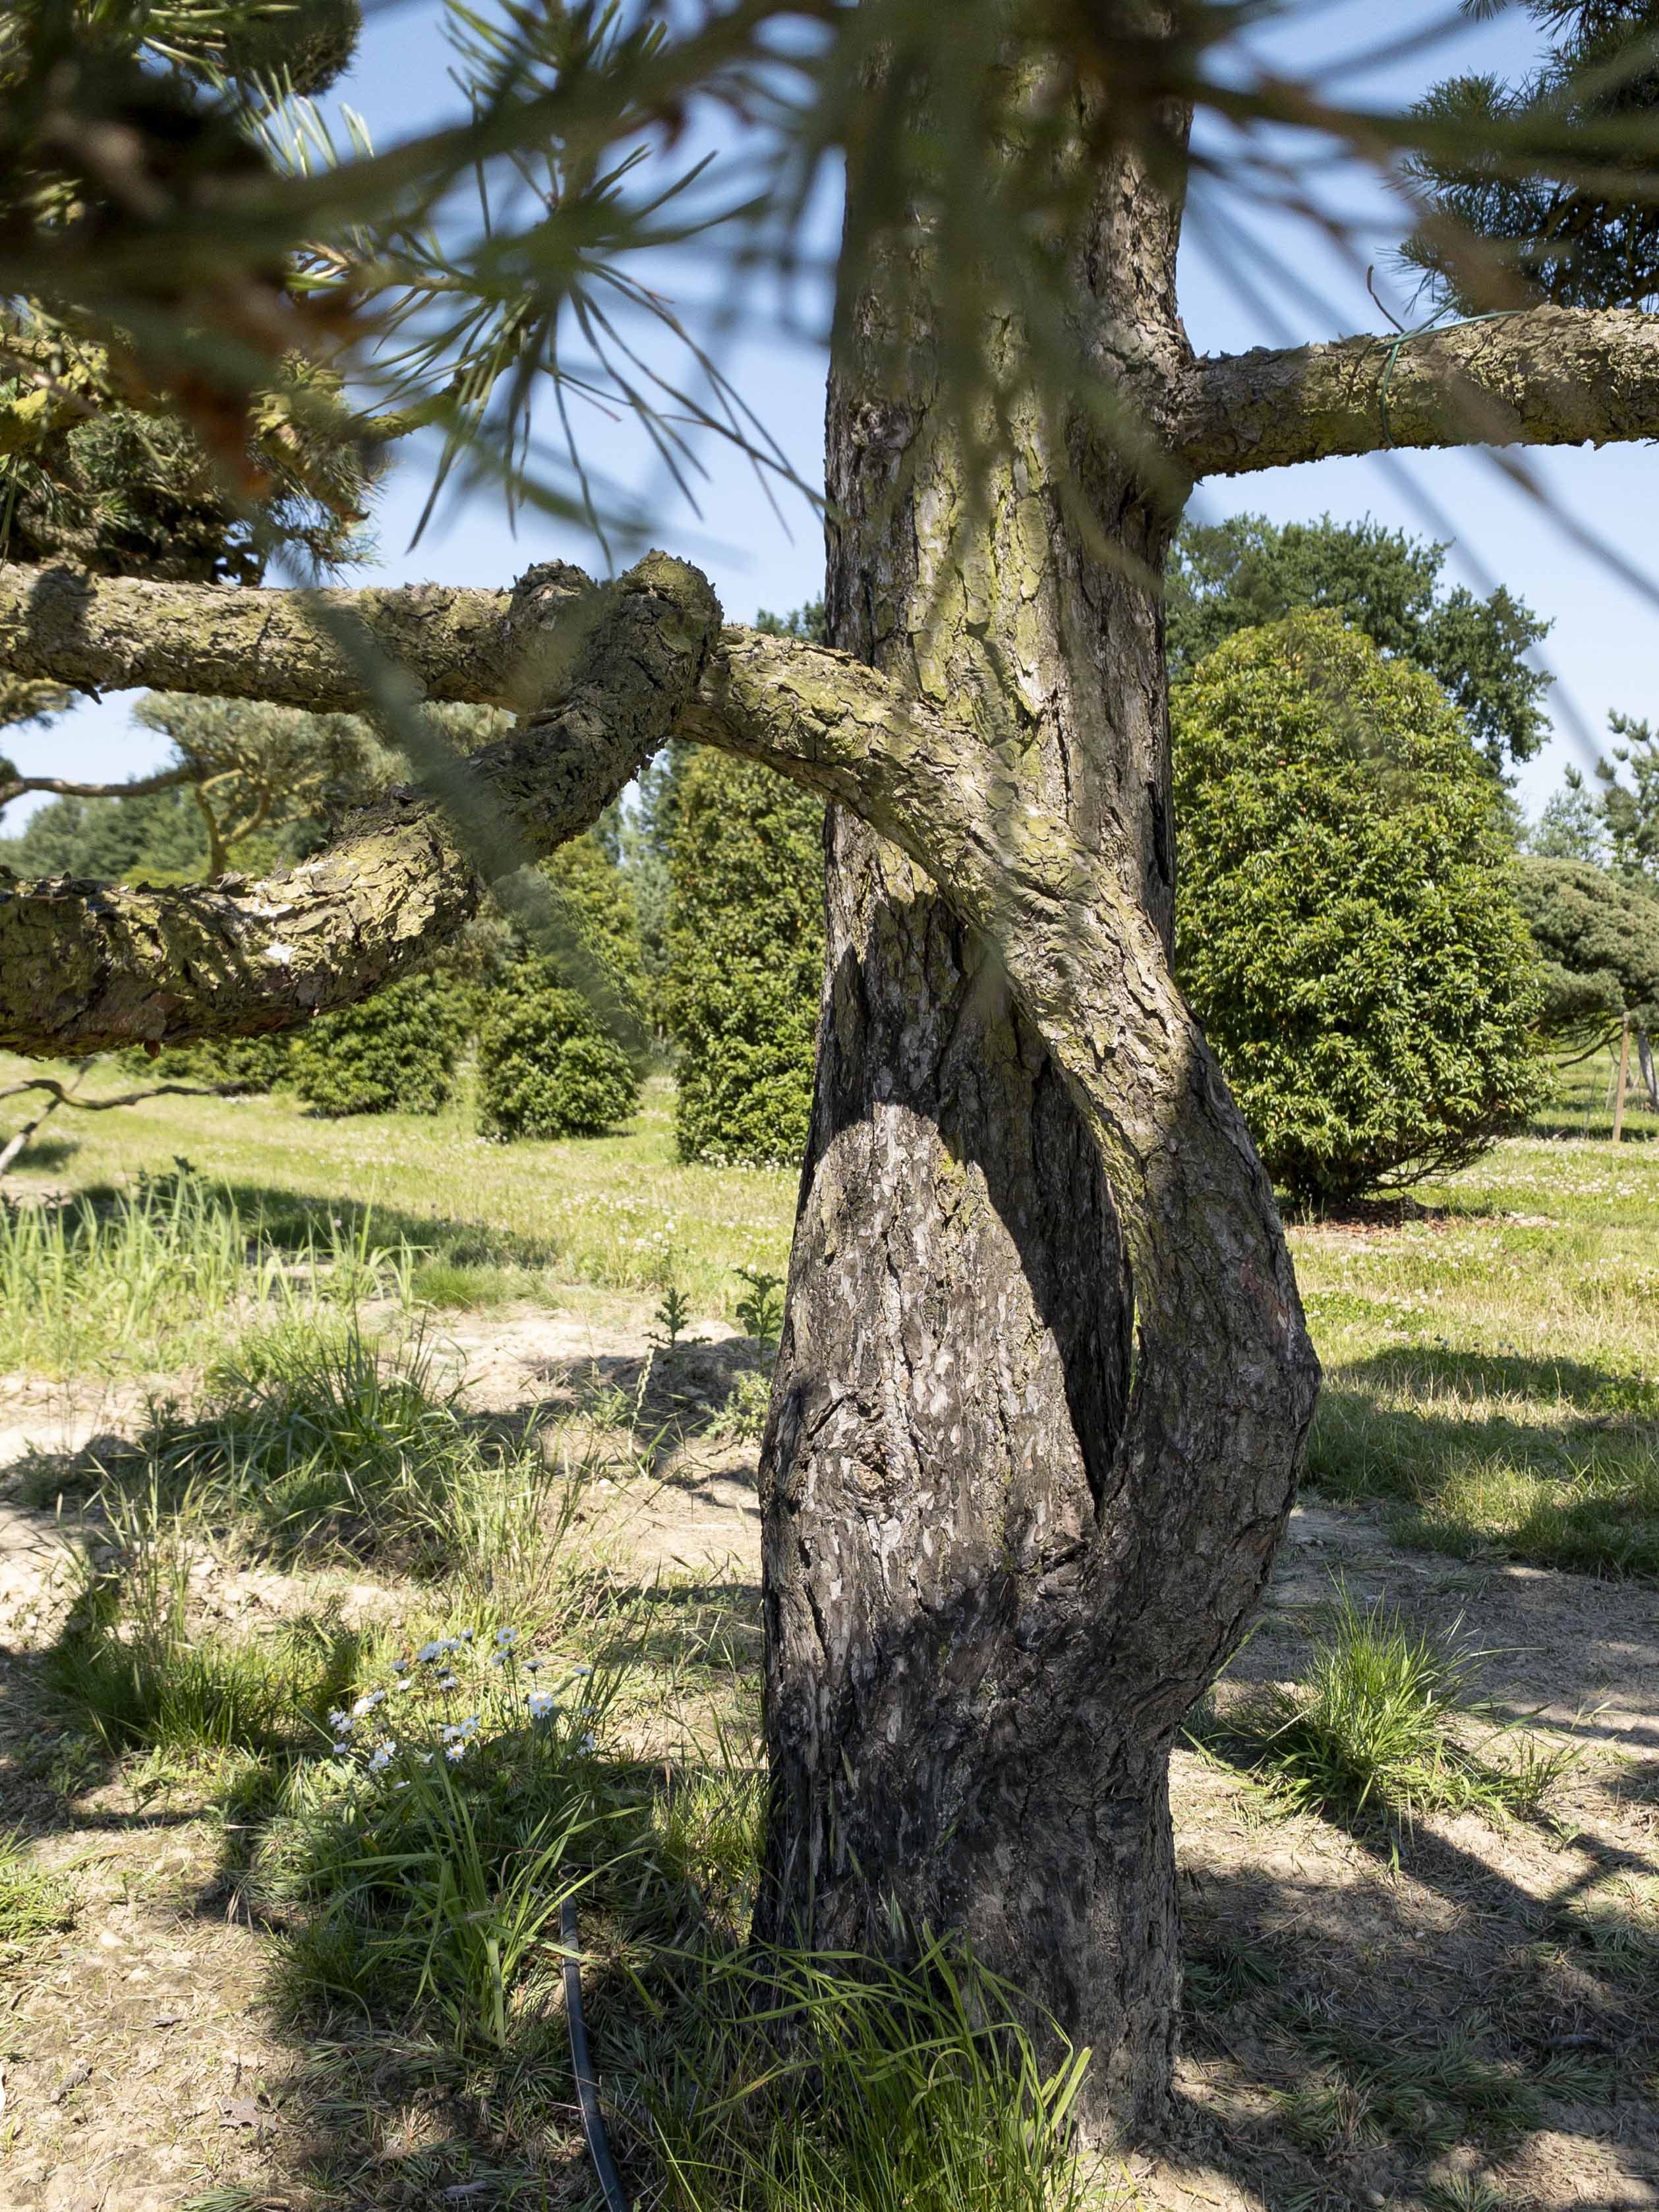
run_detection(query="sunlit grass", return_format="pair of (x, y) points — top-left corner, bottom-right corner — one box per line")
(0, 1061), (795, 1318)
(1209, 1586), (1575, 1830)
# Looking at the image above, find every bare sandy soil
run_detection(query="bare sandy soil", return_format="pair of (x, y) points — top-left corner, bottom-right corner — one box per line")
(0, 1303), (1654, 2212)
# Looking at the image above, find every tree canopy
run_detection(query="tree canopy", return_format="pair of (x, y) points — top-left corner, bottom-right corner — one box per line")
(1514, 854), (1659, 1053)
(1173, 611), (1546, 1208)
(1167, 514), (1552, 771)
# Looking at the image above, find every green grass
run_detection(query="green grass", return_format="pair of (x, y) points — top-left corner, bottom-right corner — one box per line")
(7, 1045), (1658, 1576)
(1290, 1039), (1659, 1577)
(0, 1060), (795, 1320)
(630, 1938), (1089, 2212)
(0, 1829), (75, 1950)
(137, 1313), (585, 1605)
(1211, 1586), (1575, 1830)
(44, 1469), (368, 1757)
(0, 1157), (410, 1377)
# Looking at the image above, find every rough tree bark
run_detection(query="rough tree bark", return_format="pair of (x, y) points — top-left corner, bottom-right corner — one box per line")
(749, 98), (1242, 2120)
(1, 280), (1656, 2138)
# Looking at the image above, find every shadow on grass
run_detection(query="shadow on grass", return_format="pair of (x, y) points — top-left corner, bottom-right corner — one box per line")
(1161, 1819), (1659, 2212)
(1309, 1345), (1659, 1582)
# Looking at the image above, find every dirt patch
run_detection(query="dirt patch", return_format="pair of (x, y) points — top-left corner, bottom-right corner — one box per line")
(1, 1308), (1656, 2211)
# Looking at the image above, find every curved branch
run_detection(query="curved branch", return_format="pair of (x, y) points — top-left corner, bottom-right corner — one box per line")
(0, 763), (196, 809)
(1175, 305), (1659, 478)
(0, 553), (720, 1054)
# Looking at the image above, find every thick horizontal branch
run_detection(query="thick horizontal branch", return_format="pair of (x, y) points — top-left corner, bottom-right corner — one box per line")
(0, 562), (529, 711)
(0, 554), (718, 1055)
(1175, 305), (1659, 478)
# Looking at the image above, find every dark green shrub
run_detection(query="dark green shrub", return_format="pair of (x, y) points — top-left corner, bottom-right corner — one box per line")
(1173, 610), (1547, 1209)
(663, 751), (825, 1165)
(117, 1032), (293, 1093)
(476, 964), (639, 1140)
(290, 974), (465, 1118)
(1513, 856), (1659, 1051)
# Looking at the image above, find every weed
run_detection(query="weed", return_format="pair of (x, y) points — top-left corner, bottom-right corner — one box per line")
(258, 1634), (618, 2050)
(0, 1830), (74, 1950)
(627, 1935), (1090, 2212)
(1422, 2180), (1506, 2212)
(1223, 1585), (1576, 1829)
(0, 1162), (408, 1376)
(45, 1476), (365, 1757)
(706, 1366), (772, 1444)
(148, 1317), (574, 1597)
(1182, 1936), (1281, 2012)
(732, 1266), (786, 1351)
(1281, 2010), (1540, 2153)
(651, 1283), (699, 1350)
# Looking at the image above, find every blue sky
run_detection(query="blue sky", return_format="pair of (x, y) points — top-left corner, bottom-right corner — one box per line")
(9, 0), (1654, 825)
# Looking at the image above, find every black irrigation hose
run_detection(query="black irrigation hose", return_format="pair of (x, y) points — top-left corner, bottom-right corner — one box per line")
(562, 1898), (633, 2212)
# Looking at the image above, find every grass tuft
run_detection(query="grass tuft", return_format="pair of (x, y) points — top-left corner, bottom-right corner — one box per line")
(626, 1936), (1090, 2212)
(0, 1830), (74, 1950)
(1217, 1585), (1575, 1830)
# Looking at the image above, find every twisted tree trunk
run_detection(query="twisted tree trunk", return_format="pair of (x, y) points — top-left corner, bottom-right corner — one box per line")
(753, 131), (1298, 2131)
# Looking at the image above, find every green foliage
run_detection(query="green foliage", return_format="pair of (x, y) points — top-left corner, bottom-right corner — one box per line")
(639, 1936), (1089, 2212)
(0, 1161), (399, 1378)
(733, 1266), (786, 1349)
(256, 1641), (612, 2048)
(1167, 513), (1552, 769)
(118, 1030), (293, 1093)
(664, 749), (825, 1167)
(1513, 856), (1659, 1050)
(1173, 612), (1548, 1209)
(537, 830), (649, 1032)
(475, 961), (640, 1141)
(132, 693), (394, 873)
(1403, 2), (1659, 314)
(291, 974), (466, 1119)
(1219, 1585), (1573, 1830)
(0, 783), (208, 881)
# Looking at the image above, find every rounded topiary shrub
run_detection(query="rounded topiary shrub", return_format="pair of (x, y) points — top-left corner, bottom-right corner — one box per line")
(476, 964), (640, 1140)
(290, 974), (464, 1118)
(662, 751), (825, 1166)
(118, 1032), (293, 1093)
(1173, 609), (1547, 1209)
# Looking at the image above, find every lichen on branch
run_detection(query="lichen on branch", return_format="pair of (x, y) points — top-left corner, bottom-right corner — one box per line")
(1175, 305), (1659, 478)
(0, 552), (719, 1053)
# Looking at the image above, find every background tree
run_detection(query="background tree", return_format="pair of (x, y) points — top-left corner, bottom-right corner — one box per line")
(290, 972), (465, 1119)
(1167, 513), (1552, 772)
(9, 0), (1659, 2141)
(651, 600), (827, 1163)
(663, 747), (825, 1167)
(1403, 0), (1659, 314)
(1515, 855), (1659, 1055)
(476, 964), (640, 1142)
(1174, 612), (1547, 1208)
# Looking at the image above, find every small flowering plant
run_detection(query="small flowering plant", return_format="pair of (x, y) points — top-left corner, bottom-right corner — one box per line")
(320, 1621), (602, 1789)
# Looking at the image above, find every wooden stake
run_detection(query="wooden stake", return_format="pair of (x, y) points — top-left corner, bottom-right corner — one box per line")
(1614, 1014), (1632, 1144)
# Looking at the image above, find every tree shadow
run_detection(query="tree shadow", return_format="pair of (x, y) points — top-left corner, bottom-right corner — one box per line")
(1307, 1343), (1659, 1584)
(1156, 1782), (1659, 2210)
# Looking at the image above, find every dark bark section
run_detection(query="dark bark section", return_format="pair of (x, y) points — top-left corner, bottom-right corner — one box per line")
(1174, 305), (1659, 478)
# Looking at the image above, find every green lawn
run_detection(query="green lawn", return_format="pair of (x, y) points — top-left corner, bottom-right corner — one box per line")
(4, 1041), (1656, 1579)
(0, 1062), (796, 1324)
